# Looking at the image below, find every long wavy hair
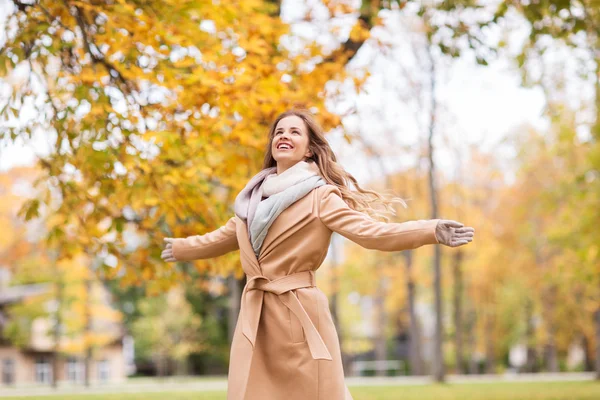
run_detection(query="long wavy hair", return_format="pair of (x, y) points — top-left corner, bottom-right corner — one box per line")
(261, 109), (408, 222)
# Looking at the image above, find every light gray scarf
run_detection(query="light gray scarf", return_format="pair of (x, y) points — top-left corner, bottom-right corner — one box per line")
(234, 160), (326, 257)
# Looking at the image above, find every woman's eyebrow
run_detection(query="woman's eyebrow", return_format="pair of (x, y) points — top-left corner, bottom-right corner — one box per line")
(275, 126), (301, 131)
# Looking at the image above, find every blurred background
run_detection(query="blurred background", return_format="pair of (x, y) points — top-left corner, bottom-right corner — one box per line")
(0, 0), (599, 399)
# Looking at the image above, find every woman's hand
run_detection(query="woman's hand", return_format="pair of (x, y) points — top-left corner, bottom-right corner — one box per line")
(161, 238), (177, 262)
(434, 220), (475, 247)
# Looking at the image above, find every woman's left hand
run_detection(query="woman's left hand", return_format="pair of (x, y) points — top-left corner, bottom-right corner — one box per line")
(161, 238), (177, 262)
(434, 220), (475, 247)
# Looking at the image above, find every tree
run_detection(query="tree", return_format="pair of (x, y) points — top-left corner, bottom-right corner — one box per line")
(0, 0), (347, 291)
(131, 285), (204, 376)
(1, 167), (123, 385)
(481, 0), (600, 378)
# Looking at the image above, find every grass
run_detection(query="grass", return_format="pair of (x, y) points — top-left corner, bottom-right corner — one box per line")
(350, 381), (600, 400)
(2, 381), (600, 400)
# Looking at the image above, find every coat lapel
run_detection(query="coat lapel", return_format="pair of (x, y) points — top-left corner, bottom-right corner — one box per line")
(236, 187), (319, 264)
(255, 193), (314, 261)
(235, 217), (262, 275)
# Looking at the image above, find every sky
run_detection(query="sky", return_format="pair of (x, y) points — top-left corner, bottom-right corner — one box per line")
(283, 1), (547, 186)
(0, 0), (546, 184)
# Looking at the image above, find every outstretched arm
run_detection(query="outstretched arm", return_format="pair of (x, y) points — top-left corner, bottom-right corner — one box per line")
(162, 216), (239, 262)
(318, 185), (474, 251)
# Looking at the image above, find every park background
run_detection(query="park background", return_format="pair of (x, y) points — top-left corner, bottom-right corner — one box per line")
(0, 0), (599, 399)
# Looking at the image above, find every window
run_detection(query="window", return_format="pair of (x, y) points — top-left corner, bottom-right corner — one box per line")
(2, 359), (15, 385)
(97, 359), (110, 382)
(34, 357), (52, 384)
(65, 357), (84, 383)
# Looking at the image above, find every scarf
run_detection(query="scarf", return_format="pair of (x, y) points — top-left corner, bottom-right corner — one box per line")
(234, 160), (326, 257)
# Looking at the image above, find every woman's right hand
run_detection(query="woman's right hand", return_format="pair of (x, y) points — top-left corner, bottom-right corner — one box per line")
(161, 238), (177, 262)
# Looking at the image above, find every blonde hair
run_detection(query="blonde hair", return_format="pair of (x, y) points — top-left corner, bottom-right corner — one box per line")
(262, 109), (407, 222)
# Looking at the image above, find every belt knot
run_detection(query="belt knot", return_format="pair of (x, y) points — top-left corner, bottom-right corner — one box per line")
(246, 270), (316, 295)
(240, 270), (331, 360)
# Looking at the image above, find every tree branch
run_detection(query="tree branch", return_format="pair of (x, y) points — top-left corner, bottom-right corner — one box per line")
(62, 0), (136, 94)
(323, 8), (374, 64)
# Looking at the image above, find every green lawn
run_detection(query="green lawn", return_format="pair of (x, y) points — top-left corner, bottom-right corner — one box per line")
(2, 381), (600, 400)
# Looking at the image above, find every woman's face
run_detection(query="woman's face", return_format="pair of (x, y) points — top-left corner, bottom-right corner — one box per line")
(271, 115), (312, 173)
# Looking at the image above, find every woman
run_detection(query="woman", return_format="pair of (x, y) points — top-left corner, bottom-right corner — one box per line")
(161, 109), (475, 400)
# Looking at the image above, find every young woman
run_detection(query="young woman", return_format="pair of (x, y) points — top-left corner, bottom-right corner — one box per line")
(161, 109), (475, 400)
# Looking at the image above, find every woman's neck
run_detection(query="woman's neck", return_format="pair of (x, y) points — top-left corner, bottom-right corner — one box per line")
(276, 159), (306, 175)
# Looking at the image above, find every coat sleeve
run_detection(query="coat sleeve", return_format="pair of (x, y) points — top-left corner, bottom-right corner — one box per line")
(318, 185), (440, 251)
(171, 216), (239, 261)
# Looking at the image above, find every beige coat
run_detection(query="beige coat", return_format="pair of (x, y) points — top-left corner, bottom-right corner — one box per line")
(172, 184), (440, 400)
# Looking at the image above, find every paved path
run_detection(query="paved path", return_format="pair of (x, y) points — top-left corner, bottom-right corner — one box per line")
(0, 372), (595, 397)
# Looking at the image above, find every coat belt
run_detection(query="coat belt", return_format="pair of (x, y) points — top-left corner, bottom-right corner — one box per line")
(240, 270), (333, 361)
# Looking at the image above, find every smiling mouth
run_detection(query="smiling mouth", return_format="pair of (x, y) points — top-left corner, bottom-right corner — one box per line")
(277, 144), (294, 150)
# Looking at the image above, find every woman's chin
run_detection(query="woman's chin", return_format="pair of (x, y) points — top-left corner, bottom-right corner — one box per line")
(274, 153), (298, 162)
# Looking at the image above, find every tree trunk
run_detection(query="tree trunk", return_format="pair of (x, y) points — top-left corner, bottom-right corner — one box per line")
(424, 22), (444, 383)
(329, 234), (351, 375)
(595, 308), (600, 380)
(227, 273), (244, 344)
(542, 286), (559, 372)
(582, 333), (594, 372)
(176, 358), (188, 376)
(544, 342), (559, 372)
(593, 29), (600, 141)
(467, 309), (478, 374)
(155, 356), (167, 377)
(52, 256), (63, 388)
(404, 250), (423, 375)
(524, 299), (537, 372)
(452, 250), (464, 374)
(374, 261), (388, 377)
(84, 278), (92, 387)
(484, 314), (495, 374)
(586, 19), (600, 379)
